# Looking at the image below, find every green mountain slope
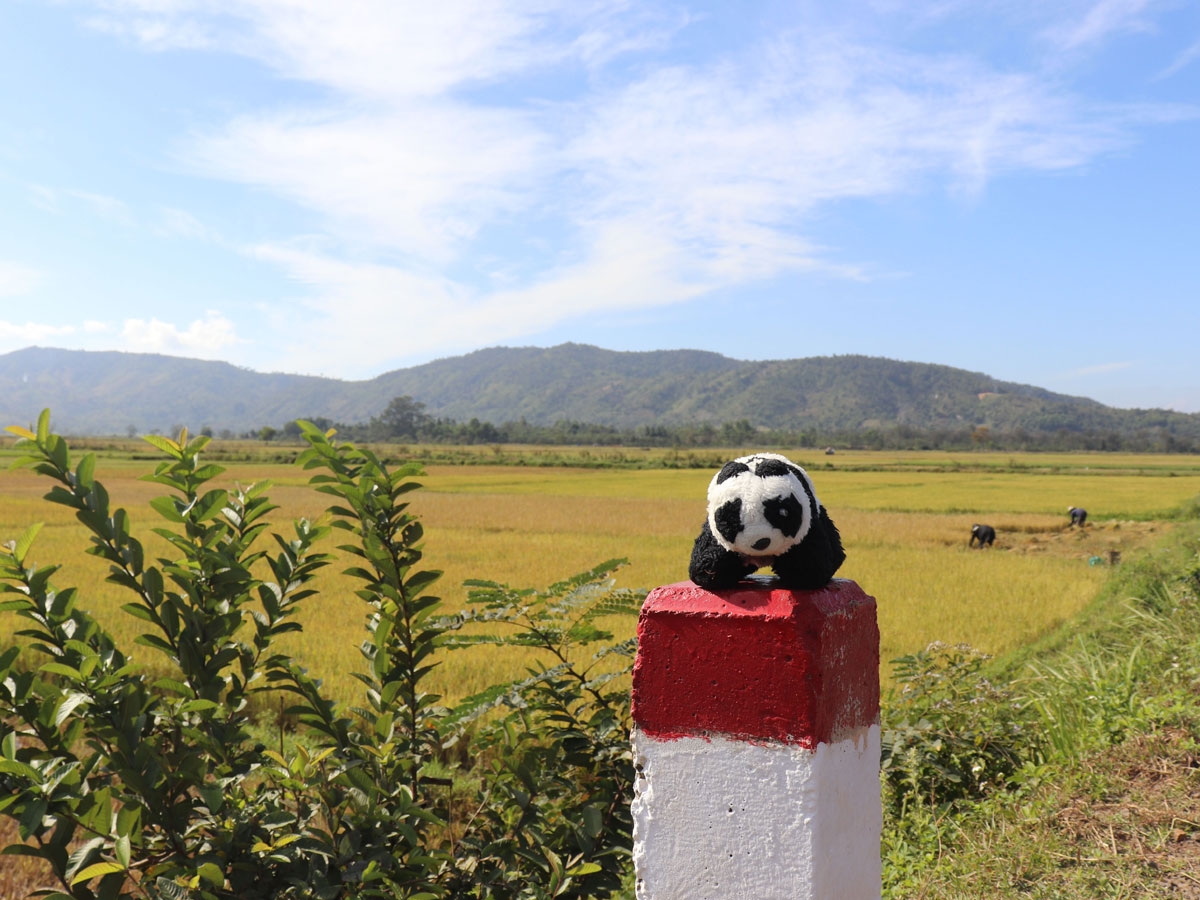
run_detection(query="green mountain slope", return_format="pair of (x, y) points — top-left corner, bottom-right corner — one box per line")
(0, 344), (1196, 440)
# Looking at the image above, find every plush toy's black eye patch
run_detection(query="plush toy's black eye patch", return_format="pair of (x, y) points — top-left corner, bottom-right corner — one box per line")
(715, 461), (750, 484)
(763, 494), (804, 538)
(753, 459), (791, 478)
(714, 498), (744, 543)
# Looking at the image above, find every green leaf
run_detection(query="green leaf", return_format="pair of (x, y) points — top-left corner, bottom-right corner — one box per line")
(120, 602), (158, 624)
(191, 464), (226, 482)
(72, 861), (125, 885)
(114, 834), (131, 870)
(580, 805), (604, 839)
(39, 662), (84, 682)
(179, 699), (219, 714)
(0, 758), (41, 780)
(18, 797), (47, 839)
(36, 409), (50, 444)
(54, 691), (90, 726)
(3, 843), (53, 858)
(149, 496), (185, 523)
(141, 433), (181, 456)
(75, 453), (96, 491)
(192, 489), (230, 521)
(12, 522), (44, 565)
(196, 862), (224, 887)
(135, 633), (177, 659)
(567, 861), (603, 877)
(47, 435), (69, 472)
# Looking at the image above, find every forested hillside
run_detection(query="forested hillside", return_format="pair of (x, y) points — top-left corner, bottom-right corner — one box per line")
(2, 344), (1198, 447)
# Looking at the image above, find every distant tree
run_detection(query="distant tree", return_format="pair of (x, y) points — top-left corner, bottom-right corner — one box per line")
(259, 425), (278, 443)
(126, 424), (137, 439)
(282, 420), (303, 440)
(462, 417), (500, 444)
(200, 425), (214, 438)
(377, 395), (430, 439)
(720, 419), (755, 445)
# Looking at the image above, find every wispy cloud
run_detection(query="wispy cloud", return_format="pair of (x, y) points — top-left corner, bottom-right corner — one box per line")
(155, 207), (219, 241)
(29, 185), (134, 225)
(1156, 35), (1200, 80)
(0, 261), (44, 298)
(249, 219), (712, 377)
(69, 0), (1198, 367)
(1064, 361), (1134, 378)
(84, 1), (589, 96)
(1041, 0), (1157, 52)
(187, 103), (548, 264)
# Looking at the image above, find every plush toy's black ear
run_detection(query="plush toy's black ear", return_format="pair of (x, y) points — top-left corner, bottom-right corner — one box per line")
(771, 507), (845, 590)
(689, 521), (756, 590)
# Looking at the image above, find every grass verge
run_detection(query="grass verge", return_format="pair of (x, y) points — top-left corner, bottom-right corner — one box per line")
(883, 517), (1200, 898)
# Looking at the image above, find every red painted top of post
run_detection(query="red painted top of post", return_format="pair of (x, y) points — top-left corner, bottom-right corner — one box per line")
(631, 579), (879, 748)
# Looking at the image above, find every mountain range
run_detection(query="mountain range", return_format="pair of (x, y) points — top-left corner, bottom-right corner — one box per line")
(1, 344), (1197, 441)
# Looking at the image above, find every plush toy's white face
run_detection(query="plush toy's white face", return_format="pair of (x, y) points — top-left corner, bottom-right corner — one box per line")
(706, 453), (819, 558)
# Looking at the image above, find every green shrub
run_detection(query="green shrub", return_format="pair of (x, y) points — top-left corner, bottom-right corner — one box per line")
(0, 412), (641, 899)
(881, 642), (1030, 815)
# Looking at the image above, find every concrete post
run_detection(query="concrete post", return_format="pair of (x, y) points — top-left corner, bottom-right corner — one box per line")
(630, 578), (881, 900)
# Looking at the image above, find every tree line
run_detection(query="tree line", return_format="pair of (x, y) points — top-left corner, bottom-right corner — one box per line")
(241, 395), (1200, 454)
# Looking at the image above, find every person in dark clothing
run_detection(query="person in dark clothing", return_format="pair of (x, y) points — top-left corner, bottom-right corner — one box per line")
(1068, 506), (1087, 526)
(969, 524), (996, 548)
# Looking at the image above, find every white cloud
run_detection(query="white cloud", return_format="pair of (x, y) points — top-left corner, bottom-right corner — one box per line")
(565, 37), (1166, 261)
(186, 102), (547, 263)
(71, 0), (1198, 367)
(194, 22), (1174, 285)
(85, 0), (583, 97)
(0, 261), (44, 297)
(156, 207), (218, 241)
(29, 185), (133, 225)
(250, 222), (708, 375)
(0, 321), (75, 342)
(1042, 0), (1156, 52)
(121, 311), (241, 356)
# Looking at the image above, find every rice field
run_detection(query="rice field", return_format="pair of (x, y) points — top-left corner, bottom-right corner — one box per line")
(1, 443), (1198, 704)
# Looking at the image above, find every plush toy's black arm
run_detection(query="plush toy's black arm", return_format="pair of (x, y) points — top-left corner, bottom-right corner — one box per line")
(771, 507), (846, 590)
(689, 521), (755, 590)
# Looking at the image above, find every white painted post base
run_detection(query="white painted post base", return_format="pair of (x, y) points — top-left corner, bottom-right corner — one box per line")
(631, 579), (881, 900)
(632, 726), (882, 900)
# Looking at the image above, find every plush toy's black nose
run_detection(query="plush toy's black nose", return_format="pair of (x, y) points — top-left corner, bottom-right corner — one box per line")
(752, 537), (771, 551)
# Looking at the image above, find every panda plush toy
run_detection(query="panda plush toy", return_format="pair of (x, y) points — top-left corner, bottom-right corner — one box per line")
(688, 452), (845, 591)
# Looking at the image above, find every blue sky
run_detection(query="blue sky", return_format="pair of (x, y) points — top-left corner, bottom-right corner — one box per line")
(2, 0), (1198, 411)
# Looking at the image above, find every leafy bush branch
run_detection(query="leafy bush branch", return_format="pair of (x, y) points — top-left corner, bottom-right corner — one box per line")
(0, 412), (642, 900)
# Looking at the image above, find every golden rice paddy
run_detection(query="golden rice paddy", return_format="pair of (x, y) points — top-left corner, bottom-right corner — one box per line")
(2, 444), (1196, 703)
